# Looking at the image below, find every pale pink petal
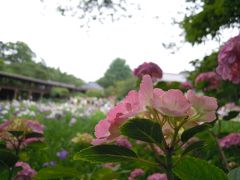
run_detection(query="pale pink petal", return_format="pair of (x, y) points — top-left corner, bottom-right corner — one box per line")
(92, 138), (108, 145)
(23, 137), (42, 145)
(156, 89), (191, 117)
(94, 119), (111, 138)
(153, 88), (165, 109)
(107, 103), (126, 123)
(120, 90), (141, 119)
(139, 75), (153, 109)
(186, 90), (218, 122)
(199, 111), (216, 122)
(124, 90), (140, 112)
(186, 90), (217, 112)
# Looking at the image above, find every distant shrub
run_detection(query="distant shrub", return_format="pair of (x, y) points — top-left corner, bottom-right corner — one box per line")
(86, 89), (104, 98)
(50, 87), (69, 98)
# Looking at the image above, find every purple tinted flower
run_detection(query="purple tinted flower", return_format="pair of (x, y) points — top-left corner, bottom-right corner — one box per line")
(134, 62), (163, 82)
(147, 173), (167, 180)
(56, 149), (68, 160)
(217, 34), (240, 84)
(219, 133), (240, 148)
(128, 168), (144, 180)
(43, 161), (56, 167)
(15, 162), (36, 178)
(115, 137), (132, 149)
(195, 71), (220, 91)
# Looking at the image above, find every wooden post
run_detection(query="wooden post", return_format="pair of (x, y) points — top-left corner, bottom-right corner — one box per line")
(13, 89), (18, 100)
(28, 91), (32, 100)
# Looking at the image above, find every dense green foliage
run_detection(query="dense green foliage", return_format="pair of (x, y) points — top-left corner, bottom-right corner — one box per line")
(97, 58), (132, 88)
(182, 0), (240, 44)
(0, 41), (84, 86)
(97, 58), (136, 99)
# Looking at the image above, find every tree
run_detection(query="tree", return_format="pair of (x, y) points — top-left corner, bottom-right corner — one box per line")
(97, 58), (132, 88)
(41, 0), (138, 26)
(182, 0), (240, 44)
(0, 41), (84, 86)
(0, 41), (35, 63)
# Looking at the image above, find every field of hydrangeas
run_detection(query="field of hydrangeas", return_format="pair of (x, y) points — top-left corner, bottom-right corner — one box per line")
(0, 34), (240, 180)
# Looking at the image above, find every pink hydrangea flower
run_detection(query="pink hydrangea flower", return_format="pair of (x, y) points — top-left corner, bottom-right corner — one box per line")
(181, 82), (193, 90)
(133, 62), (163, 82)
(147, 173), (167, 180)
(154, 89), (191, 117)
(219, 133), (240, 148)
(218, 102), (240, 117)
(128, 168), (144, 180)
(186, 90), (218, 123)
(93, 75), (165, 144)
(24, 120), (44, 134)
(115, 137), (132, 149)
(15, 162), (36, 178)
(195, 71), (220, 91)
(216, 34), (240, 84)
(0, 119), (44, 150)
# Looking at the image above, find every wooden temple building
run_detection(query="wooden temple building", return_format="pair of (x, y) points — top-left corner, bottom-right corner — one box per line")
(0, 71), (84, 100)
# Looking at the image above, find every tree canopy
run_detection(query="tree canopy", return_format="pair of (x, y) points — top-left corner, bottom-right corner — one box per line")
(0, 41), (84, 86)
(182, 0), (240, 44)
(97, 58), (132, 88)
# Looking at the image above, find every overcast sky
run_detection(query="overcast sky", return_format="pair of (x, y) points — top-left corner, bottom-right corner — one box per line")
(0, 0), (237, 82)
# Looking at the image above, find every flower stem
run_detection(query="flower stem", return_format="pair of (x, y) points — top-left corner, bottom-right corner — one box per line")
(165, 148), (175, 180)
(209, 130), (230, 171)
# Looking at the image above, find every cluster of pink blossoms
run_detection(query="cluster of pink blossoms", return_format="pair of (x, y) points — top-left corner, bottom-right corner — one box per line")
(147, 173), (167, 180)
(195, 71), (220, 91)
(0, 119), (44, 150)
(216, 34), (240, 84)
(219, 133), (240, 149)
(14, 162), (37, 179)
(115, 136), (132, 149)
(93, 75), (217, 145)
(133, 62), (163, 82)
(128, 168), (144, 180)
(128, 168), (167, 180)
(218, 102), (240, 117)
(181, 82), (193, 90)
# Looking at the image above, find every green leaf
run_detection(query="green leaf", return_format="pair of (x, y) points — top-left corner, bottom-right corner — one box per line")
(120, 118), (163, 144)
(26, 141), (47, 150)
(0, 141), (6, 149)
(8, 130), (24, 137)
(74, 145), (138, 163)
(173, 156), (227, 180)
(0, 149), (18, 170)
(228, 167), (240, 180)
(181, 123), (212, 142)
(35, 166), (80, 180)
(182, 141), (205, 156)
(223, 111), (240, 121)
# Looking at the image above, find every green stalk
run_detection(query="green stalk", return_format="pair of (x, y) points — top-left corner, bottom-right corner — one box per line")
(165, 148), (175, 180)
